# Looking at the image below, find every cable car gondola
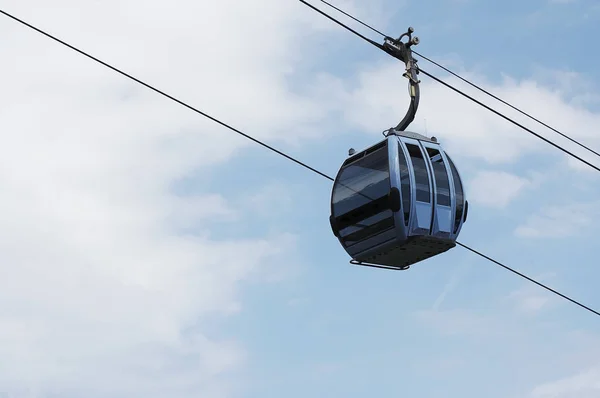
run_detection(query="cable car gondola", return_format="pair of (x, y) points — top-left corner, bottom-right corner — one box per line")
(329, 27), (468, 271)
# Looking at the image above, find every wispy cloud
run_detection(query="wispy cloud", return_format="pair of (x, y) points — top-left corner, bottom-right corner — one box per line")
(431, 261), (471, 311)
(468, 171), (535, 209)
(506, 274), (558, 313)
(515, 201), (600, 238)
(530, 366), (600, 398)
(1, 0), (600, 396)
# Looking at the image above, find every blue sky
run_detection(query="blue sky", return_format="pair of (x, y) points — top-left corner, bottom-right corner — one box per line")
(0, 0), (599, 397)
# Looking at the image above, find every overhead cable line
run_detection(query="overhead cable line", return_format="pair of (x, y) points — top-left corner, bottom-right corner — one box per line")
(0, 10), (332, 182)
(319, 0), (600, 160)
(1, 7), (598, 318)
(319, 0), (388, 37)
(321, 0), (600, 160)
(302, 0), (600, 174)
(411, 52), (600, 160)
(457, 243), (600, 317)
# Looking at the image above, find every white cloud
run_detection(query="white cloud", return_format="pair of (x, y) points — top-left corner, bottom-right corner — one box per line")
(0, 0), (372, 396)
(327, 60), (600, 169)
(507, 275), (558, 313)
(431, 261), (471, 311)
(519, 295), (548, 312)
(1, 0), (600, 396)
(530, 367), (600, 398)
(468, 171), (533, 208)
(515, 201), (600, 238)
(242, 182), (294, 218)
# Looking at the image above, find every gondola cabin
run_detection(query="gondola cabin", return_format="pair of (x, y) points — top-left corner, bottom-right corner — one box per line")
(329, 129), (468, 270)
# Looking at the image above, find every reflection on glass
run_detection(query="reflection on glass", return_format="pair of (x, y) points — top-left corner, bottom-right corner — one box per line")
(406, 144), (431, 203)
(332, 145), (394, 247)
(426, 147), (451, 207)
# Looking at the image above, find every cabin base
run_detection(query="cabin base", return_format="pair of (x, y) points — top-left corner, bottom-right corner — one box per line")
(352, 235), (456, 270)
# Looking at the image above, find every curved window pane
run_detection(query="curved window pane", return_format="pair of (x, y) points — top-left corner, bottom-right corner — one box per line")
(339, 210), (394, 246)
(398, 143), (411, 226)
(332, 144), (394, 247)
(446, 154), (464, 233)
(426, 147), (451, 206)
(406, 144), (431, 203)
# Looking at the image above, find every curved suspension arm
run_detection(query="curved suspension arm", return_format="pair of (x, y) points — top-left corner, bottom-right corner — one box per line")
(382, 27), (421, 132)
(396, 69), (420, 131)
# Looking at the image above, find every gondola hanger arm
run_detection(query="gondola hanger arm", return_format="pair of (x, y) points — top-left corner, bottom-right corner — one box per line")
(381, 27), (421, 133)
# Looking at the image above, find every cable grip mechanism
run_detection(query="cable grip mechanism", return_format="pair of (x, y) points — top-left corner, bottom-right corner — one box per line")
(382, 27), (421, 133)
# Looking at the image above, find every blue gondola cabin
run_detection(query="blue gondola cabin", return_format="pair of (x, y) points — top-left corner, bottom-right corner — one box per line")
(329, 129), (468, 270)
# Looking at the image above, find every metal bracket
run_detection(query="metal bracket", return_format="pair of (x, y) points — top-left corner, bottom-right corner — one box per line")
(350, 259), (410, 271)
(381, 27), (421, 133)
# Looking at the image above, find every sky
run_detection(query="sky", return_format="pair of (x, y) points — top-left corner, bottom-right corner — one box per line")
(0, 0), (599, 397)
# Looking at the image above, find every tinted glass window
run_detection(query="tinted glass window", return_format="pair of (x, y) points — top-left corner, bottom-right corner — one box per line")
(406, 144), (431, 203)
(446, 154), (464, 233)
(339, 210), (394, 246)
(426, 147), (451, 206)
(398, 143), (411, 226)
(332, 144), (394, 247)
